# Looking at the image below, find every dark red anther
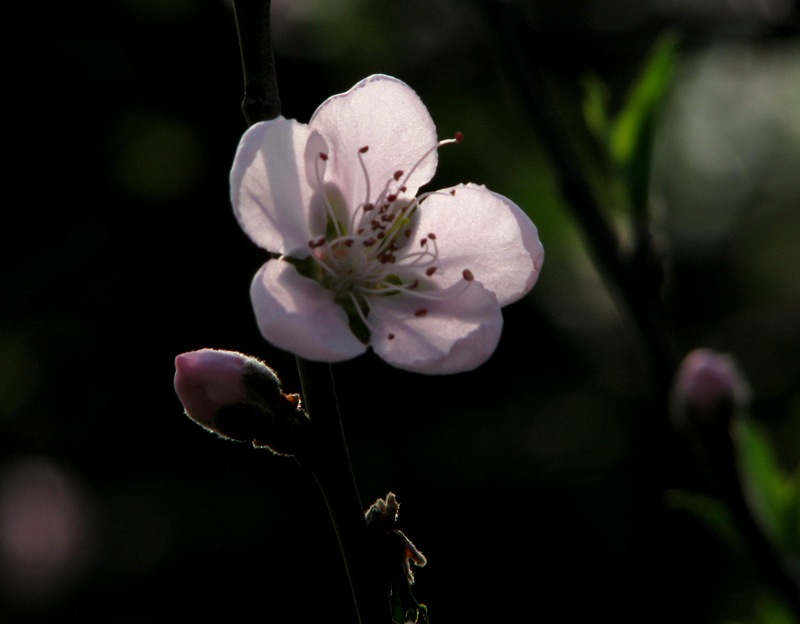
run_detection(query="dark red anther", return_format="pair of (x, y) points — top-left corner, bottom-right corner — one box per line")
(393, 170), (404, 181)
(377, 231), (385, 239)
(363, 203), (374, 212)
(387, 333), (395, 340)
(359, 146), (369, 153)
(364, 238), (376, 247)
(409, 279), (419, 289)
(454, 131), (464, 144)
(449, 189), (456, 196)
(428, 233), (437, 240)
(308, 237), (326, 248)
(386, 194), (397, 203)
(345, 240), (354, 247)
(400, 186), (407, 193)
(425, 267), (437, 276)
(404, 229), (412, 237)
(319, 153), (329, 161)
(414, 308), (428, 317)
(462, 269), (474, 281)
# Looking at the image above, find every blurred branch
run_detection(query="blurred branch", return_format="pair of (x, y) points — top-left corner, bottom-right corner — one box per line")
(483, 1), (678, 394)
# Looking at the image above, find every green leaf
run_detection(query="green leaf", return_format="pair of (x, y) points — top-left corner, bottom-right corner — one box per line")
(665, 488), (742, 551)
(581, 73), (611, 144)
(609, 31), (679, 216)
(737, 419), (798, 555)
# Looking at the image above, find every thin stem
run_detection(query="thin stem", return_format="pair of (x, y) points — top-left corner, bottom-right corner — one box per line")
(295, 358), (390, 624)
(231, 3), (389, 621)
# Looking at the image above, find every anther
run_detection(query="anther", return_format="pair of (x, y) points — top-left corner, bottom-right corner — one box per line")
(462, 269), (474, 281)
(363, 203), (374, 212)
(414, 308), (428, 317)
(309, 237), (326, 248)
(388, 333), (395, 340)
(319, 153), (329, 161)
(428, 233), (437, 240)
(455, 131), (464, 144)
(359, 146), (369, 153)
(449, 189), (457, 196)
(393, 170), (403, 181)
(426, 267), (437, 276)
(420, 238), (427, 246)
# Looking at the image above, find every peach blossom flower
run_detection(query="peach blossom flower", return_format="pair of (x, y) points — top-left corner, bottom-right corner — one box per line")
(231, 75), (543, 373)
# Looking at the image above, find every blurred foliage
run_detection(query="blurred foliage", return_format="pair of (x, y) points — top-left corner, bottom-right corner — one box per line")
(2, 0), (800, 623)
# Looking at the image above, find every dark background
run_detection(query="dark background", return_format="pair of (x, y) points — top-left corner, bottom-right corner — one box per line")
(2, 0), (799, 622)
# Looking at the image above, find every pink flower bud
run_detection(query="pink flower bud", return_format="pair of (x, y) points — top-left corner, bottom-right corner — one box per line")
(672, 349), (749, 429)
(174, 349), (307, 454)
(174, 349), (253, 432)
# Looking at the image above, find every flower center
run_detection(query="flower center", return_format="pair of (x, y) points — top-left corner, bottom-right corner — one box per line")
(306, 134), (473, 336)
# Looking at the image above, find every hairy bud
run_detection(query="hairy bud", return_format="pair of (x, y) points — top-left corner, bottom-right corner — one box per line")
(174, 349), (308, 455)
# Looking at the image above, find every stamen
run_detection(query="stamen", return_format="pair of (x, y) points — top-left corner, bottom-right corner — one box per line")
(314, 151), (343, 238)
(357, 147), (372, 213)
(395, 134), (461, 191)
(462, 269), (474, 281)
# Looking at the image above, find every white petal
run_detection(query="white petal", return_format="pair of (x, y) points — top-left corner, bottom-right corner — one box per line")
(368, 282), (503, 374)
(231, 117), (323, 258)
(412, 183), (544, 305)
(309, 75), (439, 213)
(250, 260), (366, 362)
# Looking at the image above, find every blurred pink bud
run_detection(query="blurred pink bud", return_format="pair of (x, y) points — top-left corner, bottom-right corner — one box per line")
(672, 348), (749, 428)
(174, 349), (253, 431)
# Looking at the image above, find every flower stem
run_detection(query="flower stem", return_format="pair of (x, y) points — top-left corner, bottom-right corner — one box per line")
(231, 3), (389, 621)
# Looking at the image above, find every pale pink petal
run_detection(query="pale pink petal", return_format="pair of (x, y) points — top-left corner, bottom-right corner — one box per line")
(250, 261), (366, 362)
(368, 282), (503, 374)
(231, 117), (322, 257)
(309, 75), (439, 212)
(412, 183), (544, 305)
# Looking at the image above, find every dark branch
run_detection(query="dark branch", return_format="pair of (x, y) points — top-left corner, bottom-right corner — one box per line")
(232, 0), (282, 124)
